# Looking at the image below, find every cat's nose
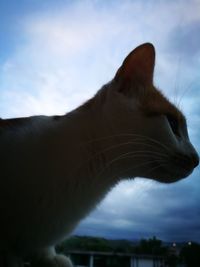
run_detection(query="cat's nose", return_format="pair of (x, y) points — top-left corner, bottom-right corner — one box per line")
(191, 153), (199, 168)
(173, 152), (199, 171)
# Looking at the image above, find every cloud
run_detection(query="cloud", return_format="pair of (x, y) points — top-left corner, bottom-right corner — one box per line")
(169, 22), (200, 59)
(1, 0), (200, 117)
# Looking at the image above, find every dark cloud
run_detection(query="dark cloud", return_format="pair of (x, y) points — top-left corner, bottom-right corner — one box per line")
(74, 169), (200, 242)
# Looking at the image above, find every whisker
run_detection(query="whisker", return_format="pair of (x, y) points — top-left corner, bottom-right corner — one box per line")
(81, 133), (171, 153)
(120, 163), (165, 181)
(71, 142), (168, 177)
(105, 151), (166, 168)
(173, 53), (182, 107)
(88, 140), (168, 162)
(143, 163), (165, 178)
(108, 159), (166, 181)
(127, 134), (171, 153)
(112, 150), (168, 159)
(176, 80), (198, 108)
(95, 151), (167, 179)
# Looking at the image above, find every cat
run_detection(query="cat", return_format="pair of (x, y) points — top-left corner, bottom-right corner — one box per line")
(0, 43), (199, 267)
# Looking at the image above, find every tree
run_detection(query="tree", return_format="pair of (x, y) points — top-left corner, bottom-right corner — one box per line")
(180, 242), (200, 267)
(135, 236), (166, 255)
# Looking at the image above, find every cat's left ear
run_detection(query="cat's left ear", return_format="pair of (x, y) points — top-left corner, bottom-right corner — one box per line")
(114, 43), (155, 93)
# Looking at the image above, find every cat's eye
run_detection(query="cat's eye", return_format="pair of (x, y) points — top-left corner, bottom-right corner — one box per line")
(166, 114), (180, 137)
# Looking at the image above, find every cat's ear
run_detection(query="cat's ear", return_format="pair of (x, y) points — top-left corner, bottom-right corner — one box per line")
(114, 43), (155, 92)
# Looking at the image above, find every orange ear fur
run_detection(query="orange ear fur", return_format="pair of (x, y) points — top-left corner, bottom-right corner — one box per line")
(115, 43), (155, 88)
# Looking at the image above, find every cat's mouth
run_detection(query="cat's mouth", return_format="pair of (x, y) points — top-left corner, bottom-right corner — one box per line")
(153, 157), (198, 184)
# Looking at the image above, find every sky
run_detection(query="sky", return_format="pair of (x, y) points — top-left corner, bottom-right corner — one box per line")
(0, 0), (200, 243)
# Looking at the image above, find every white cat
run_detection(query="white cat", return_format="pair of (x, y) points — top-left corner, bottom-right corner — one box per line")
(0, 43), (198, 267)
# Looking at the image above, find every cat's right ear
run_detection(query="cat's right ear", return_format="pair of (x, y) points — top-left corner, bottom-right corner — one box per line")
(114, 43), (155, 95)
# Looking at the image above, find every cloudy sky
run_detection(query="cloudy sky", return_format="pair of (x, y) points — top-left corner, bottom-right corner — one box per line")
(0, 0), (200, 243)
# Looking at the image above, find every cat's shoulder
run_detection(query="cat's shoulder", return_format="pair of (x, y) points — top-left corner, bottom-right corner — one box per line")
(0, 115), (63, 133)
(0, 117), (31, 129)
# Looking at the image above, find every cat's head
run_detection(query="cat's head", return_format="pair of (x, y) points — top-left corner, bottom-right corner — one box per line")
(95, 43), (199, 183)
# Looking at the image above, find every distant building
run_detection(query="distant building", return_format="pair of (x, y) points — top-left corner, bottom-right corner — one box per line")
(67, 250), (165, 267)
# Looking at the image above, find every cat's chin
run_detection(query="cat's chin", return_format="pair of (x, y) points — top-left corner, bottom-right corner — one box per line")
(153, 176), (185, 184)
(151, 168), (194, 184)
